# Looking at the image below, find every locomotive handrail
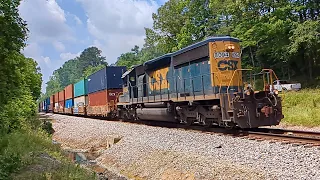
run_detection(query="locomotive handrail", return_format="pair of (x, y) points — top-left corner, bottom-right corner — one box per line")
(261, 69), (279, 91)
(226, 69), (252, 109)
(127, 71), (226, 103)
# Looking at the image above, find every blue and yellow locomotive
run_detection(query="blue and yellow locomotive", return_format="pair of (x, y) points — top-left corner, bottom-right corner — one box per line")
(117, 36), (284, 128)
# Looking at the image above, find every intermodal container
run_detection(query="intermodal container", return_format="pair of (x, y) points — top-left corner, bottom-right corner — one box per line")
(74, 79), (87, 98)
(64, 98), (74, 114)
(50, 95), (54, 111)
(87, 89), (122, 116)
(58, 90), (65, 102)
(73, 95), (88, 115)
(39, 102), (43, 112)
(42, 101), (45, 111)
(65, 84), (74, 100)
(58, 100), (64, 113)
(74, 96), (88, 106)
(87, 66), (126, 94)
(54, 92), (59, 102)
(45, 97), (50, 112)
(65, 99), (74, 108)
(54, 102), (59, 113)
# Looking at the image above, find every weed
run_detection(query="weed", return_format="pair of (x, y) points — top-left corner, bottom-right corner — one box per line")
(281, 89), (320, 126)
(0, 119), (95, 180)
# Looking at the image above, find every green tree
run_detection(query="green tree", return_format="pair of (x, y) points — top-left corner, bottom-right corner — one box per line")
(45, 47), (108, 97)
(289, 20), (320, 79)
(116, 46), (141, 67)
(83, 64), (106, 78)
(0, 0), (42, 133)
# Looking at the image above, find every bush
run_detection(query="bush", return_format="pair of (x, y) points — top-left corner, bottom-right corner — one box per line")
(0, 129), (95, 180)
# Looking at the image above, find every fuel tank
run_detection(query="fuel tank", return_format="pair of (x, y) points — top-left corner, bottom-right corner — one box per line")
(136, 108), (176, 122)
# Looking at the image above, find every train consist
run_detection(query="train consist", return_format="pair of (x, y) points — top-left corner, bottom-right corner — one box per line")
(39, 36), (284, 128)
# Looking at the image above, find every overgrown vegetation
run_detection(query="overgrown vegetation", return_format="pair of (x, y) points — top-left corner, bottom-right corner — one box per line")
(0, 116), (95, 179)
(282, 89), (320, 127)
(0, 1), (95, 179)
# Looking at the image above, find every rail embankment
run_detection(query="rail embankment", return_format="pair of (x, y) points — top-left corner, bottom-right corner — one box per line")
(52, 114), (320, 180)
(0, 114), (96, 180)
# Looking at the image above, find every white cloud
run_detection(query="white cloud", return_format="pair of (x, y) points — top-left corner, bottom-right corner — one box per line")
(74, 15), (83, 25)
(23, 43), (42, 58)
(22, 43), (52, 91)
(19, 0), (74, 92)
(53, 41), (66, 52)
(77, 0), (160, 63)
(60, 52), (81, 61)
(19, 0), (73, 43)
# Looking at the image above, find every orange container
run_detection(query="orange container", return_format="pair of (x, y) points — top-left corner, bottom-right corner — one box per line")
(58, 100), (64, 113)
(54, 92), (59, 102)
(64, 84), (74, 100)
(58, 90), (65, 102)
(87, 89), (122, 116)
(50, 95), (54, 111)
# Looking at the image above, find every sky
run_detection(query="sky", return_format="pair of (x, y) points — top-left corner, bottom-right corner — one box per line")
(18, 0), (168, 92)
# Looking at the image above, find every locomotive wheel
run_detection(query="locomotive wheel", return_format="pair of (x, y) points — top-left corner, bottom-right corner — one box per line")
(123, 112), (130, 122)
(204, 118), (213, 128)
(185, 117), (194, 126)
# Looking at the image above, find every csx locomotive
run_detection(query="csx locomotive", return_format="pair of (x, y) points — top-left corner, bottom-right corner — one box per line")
(117, 36), (283, 128)
(41, 36), (284, 129)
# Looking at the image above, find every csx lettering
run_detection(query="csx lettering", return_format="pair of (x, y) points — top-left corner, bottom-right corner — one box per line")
(218, 60), (238, 71)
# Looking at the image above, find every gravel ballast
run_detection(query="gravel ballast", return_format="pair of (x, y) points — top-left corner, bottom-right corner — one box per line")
(51, 114), (320, 180)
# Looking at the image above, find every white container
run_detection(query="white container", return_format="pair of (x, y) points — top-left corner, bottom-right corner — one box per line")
(74, 96), (88, 107)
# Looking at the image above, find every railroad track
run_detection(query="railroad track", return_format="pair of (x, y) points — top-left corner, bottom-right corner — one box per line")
(243, 128), (320, 147)
(48, 113), (320, 148)
(123, 120), (320, 148)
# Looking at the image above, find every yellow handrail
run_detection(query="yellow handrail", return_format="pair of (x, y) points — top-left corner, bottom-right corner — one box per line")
(261, 69), (279, 91)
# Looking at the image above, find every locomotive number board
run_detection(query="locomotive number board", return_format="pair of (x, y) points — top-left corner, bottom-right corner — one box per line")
(214, 52), (240, 59)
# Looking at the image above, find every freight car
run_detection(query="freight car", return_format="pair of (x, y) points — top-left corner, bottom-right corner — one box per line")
(73, 78), (88, 115)
(117, 36), (284, 128)
(86, 66), (126, 117)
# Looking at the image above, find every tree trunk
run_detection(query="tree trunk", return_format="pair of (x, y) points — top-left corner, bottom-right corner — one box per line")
(309, 58), (313, 80)
(249, 46), (255, 67)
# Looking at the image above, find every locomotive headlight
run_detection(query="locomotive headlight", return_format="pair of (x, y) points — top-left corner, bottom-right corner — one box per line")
(226, 44), (235, 51)
(274, 90), (279, 95)
(246, 91), (251, 96)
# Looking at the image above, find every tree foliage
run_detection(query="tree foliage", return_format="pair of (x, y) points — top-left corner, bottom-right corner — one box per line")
(45, 47), (107, 97)
(0, 0), (42, 133)
(117, 0), (320, 82)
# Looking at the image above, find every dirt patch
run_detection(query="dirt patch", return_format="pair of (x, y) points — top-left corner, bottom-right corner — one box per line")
(161, 169), (195, 180)
(54, 134), (122, 152)
(99, 150), (266, 180)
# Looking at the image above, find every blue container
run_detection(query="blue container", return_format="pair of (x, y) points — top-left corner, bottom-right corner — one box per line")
(44, 97), (50, 111)
(74, 79), (87, 97)
(65, 99), (74, 108)
(87, 66), (126, 94)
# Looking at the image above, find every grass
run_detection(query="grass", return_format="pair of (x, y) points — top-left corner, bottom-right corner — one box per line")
(0, 117), (96, 180)
(281, 89), (320, 127)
